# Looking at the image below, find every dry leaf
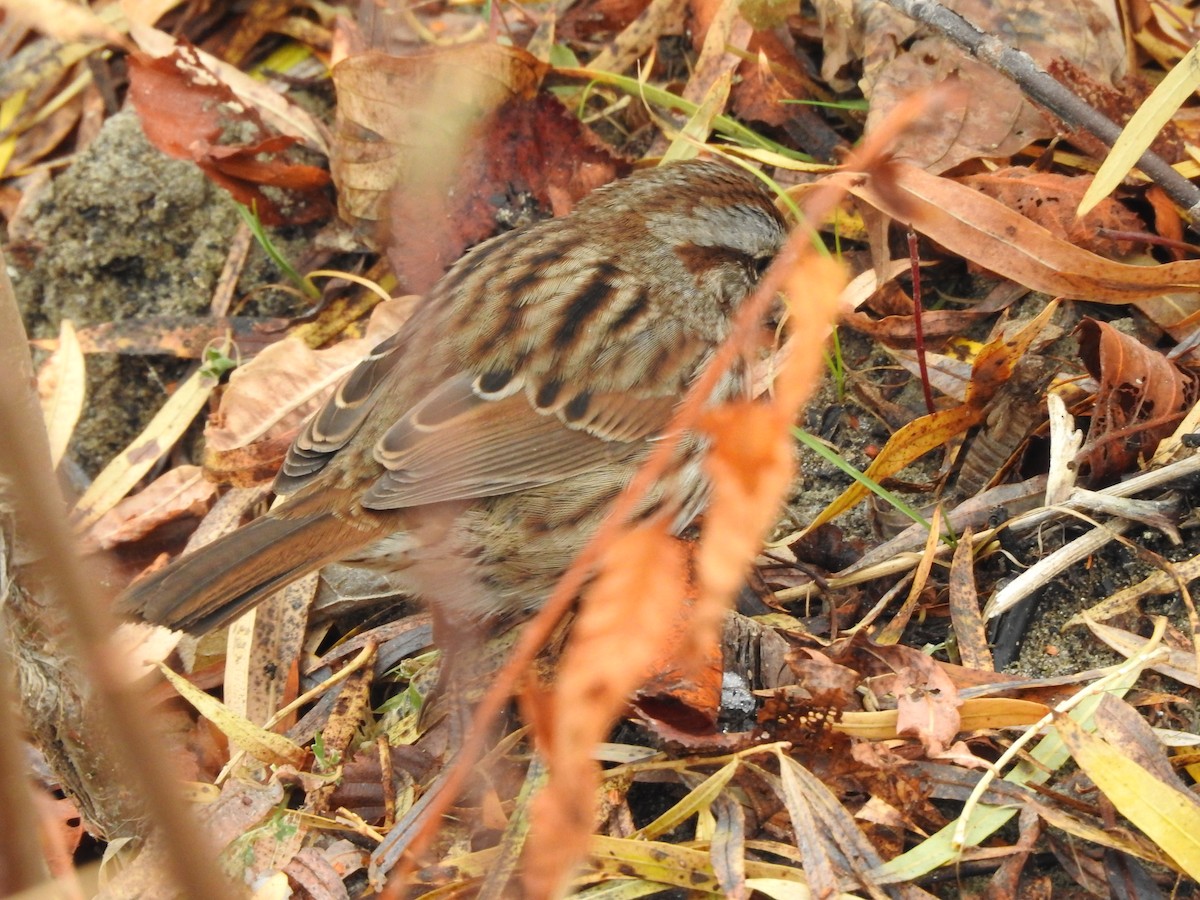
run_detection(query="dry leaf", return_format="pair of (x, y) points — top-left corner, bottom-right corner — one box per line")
(1077, 318), (1197, 480)
(840, 0), (1125, 171)
(961, 168), (1146, 257)
(948, 527), (992, 670)
(845, 162), (1200, 303)
(128, 46), (331, 225)
(525, 519), (689, 898)
(36, 318), (86, 469)
(203, 296), (417, 482)
(85, 465), (217, 551)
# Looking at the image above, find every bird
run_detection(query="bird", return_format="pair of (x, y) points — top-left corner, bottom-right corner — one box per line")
(119, 159), (788, 635)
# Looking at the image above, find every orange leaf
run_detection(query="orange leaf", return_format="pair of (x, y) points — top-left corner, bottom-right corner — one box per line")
(526, 520), (688, 898)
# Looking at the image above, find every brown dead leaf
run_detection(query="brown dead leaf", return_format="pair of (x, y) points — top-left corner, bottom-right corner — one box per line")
(1133, 292), (1200, 349)
(84, 465), (217, 551)
(844, 162), (1200, 302)
(128, 46), (331, 225)
(733, 47), (845, 161)
(839, 0), (1125, 172)
(1077, 318), (1197, 480)
(1146, 184), (1186, 252)
(948, 527), (992, 671)
(203, 296), (416, 484)
(224, 578), (308, 728)
(961, 168), (1146, 257)
(870, 644), (963, 756)
(330, 45), (543, 283)
(843, 304), (989, 348)
(953, 354), (1057, 497)
(332, 46), (625, 293)
(286, 844), (367, 900)
(1095, 694), (1190, 790)
(559, 0), (654, 41)
(444, 92), (630, 244)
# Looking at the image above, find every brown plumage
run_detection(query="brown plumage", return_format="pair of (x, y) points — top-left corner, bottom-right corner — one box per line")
(119, 160), (788, 634)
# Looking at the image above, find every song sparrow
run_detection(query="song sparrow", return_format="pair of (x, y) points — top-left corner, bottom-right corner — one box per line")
(120, 160), (788, 633)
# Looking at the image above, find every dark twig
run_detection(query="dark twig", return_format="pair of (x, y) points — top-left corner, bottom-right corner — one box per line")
(883, 0), (1200, 225)
(907, 230), (936, 416)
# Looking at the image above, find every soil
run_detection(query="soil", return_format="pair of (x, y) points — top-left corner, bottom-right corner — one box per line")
(8, 109), (302, 478)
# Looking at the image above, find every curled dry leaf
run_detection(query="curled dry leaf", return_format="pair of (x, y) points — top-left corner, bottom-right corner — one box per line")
(1077, 318), (1197, 481)
(127, 46), (331, 225)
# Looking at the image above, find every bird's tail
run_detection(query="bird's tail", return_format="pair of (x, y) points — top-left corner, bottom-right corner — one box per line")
(118, 512), (382, 634)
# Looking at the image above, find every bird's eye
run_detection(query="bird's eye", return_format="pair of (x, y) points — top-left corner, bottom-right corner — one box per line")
(752, 255), (774, 279)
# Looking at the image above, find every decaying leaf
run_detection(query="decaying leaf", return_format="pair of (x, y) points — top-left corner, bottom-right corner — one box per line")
(961, 168), (1146, 257)
(1077, 318), (1197, 480)
(128, 46), (331, 225)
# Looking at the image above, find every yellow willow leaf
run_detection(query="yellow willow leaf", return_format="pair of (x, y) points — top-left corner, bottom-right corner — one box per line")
(156, 663), (305, 767)
(835, 698), (1048, 740)
(1079, 43), (1200, 217)
(636, 759), (739, 840)
(807, 403), (979, 531)
(1055, 713), (1200, 879)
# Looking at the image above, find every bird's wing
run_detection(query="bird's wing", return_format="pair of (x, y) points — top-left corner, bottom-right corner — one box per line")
(362, 373), (678, 509)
